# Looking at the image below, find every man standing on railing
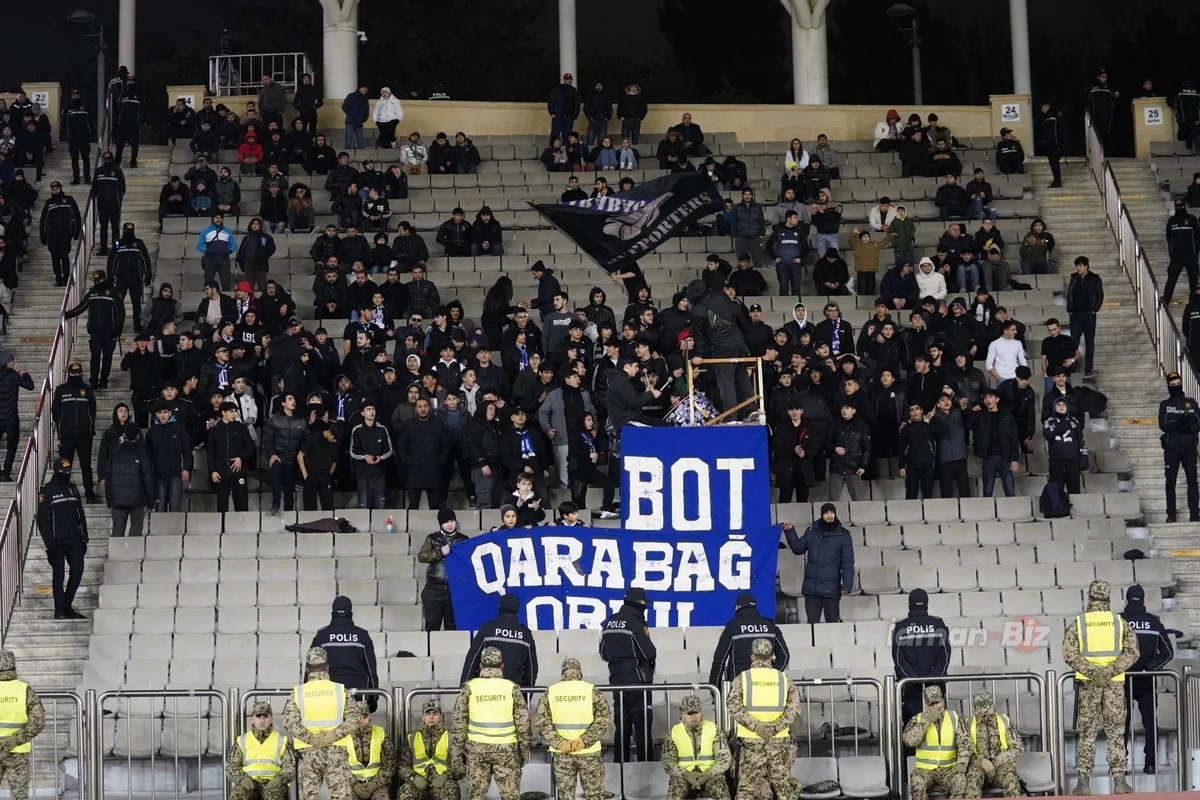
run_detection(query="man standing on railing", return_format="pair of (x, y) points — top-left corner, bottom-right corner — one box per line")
(93, 152), (126, 256)
(0, 648), (46, 798)
(52, 363), (98, 504)
(1085, 69), (1118, 146)
(62, 89), (92, 186)
(1157, 370), (1200, 522)
(1163, 198), (1200, 305)
(36, 457), (89, 619)
(1120, 584), (1174, 775)
(39, 181), (82, 288)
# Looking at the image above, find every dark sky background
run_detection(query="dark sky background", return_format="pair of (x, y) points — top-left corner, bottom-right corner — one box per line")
(7, 0), (1200, 155)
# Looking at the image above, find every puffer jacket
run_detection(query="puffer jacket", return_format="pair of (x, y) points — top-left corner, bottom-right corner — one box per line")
(827, 416), (871, 473)
(105, 439), (153, 509)
(263, 411), (310, 465)
(1043, 407), (1083, 462)
(730, 201), (766, 238)
(784, 518), (855, 598)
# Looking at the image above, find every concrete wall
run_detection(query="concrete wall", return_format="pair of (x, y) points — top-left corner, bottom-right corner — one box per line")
(1133, 96), (1173, 161)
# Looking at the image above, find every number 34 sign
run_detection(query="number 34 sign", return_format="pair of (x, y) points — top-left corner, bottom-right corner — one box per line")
(1144, 106), (1164, 126)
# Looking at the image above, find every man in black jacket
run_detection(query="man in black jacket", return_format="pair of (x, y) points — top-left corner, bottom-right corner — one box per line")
(108, 223), (153, 332)
(547, 73), (580, 146)
(61, 89), (92, 185)
(687, 279), (751, 415)
(707, 593), (790, 687)
(1086, 68), (1117, 145)
(1164, 199), (1200, 304)
(583, 82), (612, 146)
(969, 390), (1020, 498)
(53, 363), (98, 503)
(122, 335), (165, 428)
(36, 457), (89, 618)
(1038, 102), (1065, 187)
(114, 78), (143, 167)
(891, 588), (951, 723)
(297, 422), (342, 511)
(293, 73), (323, 133)
(600, 587), (657, 763)
(1121, 584), (1175, 773)
(999, 365), (1038, 452)
(106, 422), (152, 536)
(66, 270), (125, 389)
(460, 594), (539, 687)
(145, 401), (192, 512)
(264, 393), (309, 514)
(828, 403), (871, 501)
(207, 401), (254, 513)
(349, 401), (393, 510)
(1066, 256), (1103, 378)
(416, 509), (471, 630)
(597, 359), (665, 519)
(93, 151), (127, 255)
(40, 181), (82, 286)
(1159, 371), (1200, 522)
(899, 403), (936, 499)
(309, 596), (380, 710)
(0, 357), (34, 482)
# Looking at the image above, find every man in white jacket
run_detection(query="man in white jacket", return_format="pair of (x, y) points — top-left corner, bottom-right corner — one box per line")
(373, 88), (404, 149)
(400, 132), (428, 174)
(985, 322), (1027, 388)
(916, 257), (947, 300)
(869, 197), (897, 232)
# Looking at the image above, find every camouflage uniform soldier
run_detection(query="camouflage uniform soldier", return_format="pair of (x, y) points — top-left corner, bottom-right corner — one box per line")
(450, 646), (532, 800)
(226, 702), (295, 800)
(399, 699), (463, 800)
(1062, 580), (1140, 795)
(0, 649), (46, 800)
(337, 704), (396, 800)
(282, 646), (362, 800)
(662, 695), (732, 800)
(902, 685), (969, 800)
(534, 658), (611, 800)
(964, 692), (1023, 798)
(726, 639), (801, 800)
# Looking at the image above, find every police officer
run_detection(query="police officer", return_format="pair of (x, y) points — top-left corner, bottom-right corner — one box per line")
(93, 151), (126, 255)
(308, 596), (380, 711)
(460, 594), (539, 687)
(892, 588), (952, 723)
(707, 592), (790, 687)
(61, 89), (92, 185)
(39, 181), (82, 287)
(35, 457), (88, 619)
(1163, 198), (1200, 304)
(1183, 283), (1200, 371)
(1157, 371), (1200, 523)
(1173, 80), (1200, 150)
(108, 222), (153, 332)
(64, 270), (125, 389)
(1120, 584), (1174, 774)
(1085, 68), (1118, 145)
(1037, 102), (1065, 188)
(52, 363), (98, 503)
(599, 586), (656, 763)
(115, 76), (143, 168)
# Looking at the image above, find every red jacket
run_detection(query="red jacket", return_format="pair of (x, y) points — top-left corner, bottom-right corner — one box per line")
(237, 139), (263, 163)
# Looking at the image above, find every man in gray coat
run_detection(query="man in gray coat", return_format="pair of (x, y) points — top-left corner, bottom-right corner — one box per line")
(257, 75), (288, 128)
(930, 392), (971, 498)
(538, 370), (595, 490)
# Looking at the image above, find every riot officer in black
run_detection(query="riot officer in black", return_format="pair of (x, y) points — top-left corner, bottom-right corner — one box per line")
(1173, 80), (1200, 151)
(35, 457), (89, 619)
(39, 181), (82, 286)
(600, 586), (656, 763)
(1121, 584), (1174, 774)
(1164, 199), (1200, 305)
(114, 76), (143, 168)
(64, 270), (125, 388)
(61, 89), (92, 185)
(1086, 68), (1118, 145)
(891, 588), (951, 723)
(459, 593), (539, 687)
(52, 363), (98, 503)
(1157, 371), (1200, 522)
(308, 596), (380, 711)
(1037, 102), (1065, 188)
(1184, 283), (1200, 374)
(108, 223), (152, 332)
(707, 592), (791, 687)
(93, 151), (126, 255)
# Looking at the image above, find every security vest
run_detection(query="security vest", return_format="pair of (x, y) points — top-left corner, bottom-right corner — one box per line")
(466, 677), (517, 745)
(1075, 611), (1125, 682)
(914, 710), (959, 771)
(339, 725), (384, 781)
(547, 680), (600, 754)
(410, 730), (449, 775)
(239, 730), (285, 779)
(291, 679), (346, 750)
(671, 720), (717, 772)
(0, 681), (30, 753)
(736, 668), (791, 739)
(969, 714), (1010, 754)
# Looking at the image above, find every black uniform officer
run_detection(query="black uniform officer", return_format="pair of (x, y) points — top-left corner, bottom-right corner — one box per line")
(114, 76), (143, 168)
(108, 223), (153, 332)
(891, 588), (952, 723)
(1157, 371), (1200, 522)
(1164, 200), (1200, 304)
(1086, 68), (1118, 144)
(39, 181), (82, 287)
(1037, 102), (1065, 188)
(1184, 284), (1200, 374)
(707, 592), (790, 687)
(308, 595), (380, 709)
(35, 457), (89, 619)
(599, 586), (656, 763)
(460, 593), (539, 687)
(1173, 81), (1200, 150)
(93, 151), (126, 255)
(1121, 584), (1174, 773)
(61, 89), (92, 185)
(52, 363), (98, 503)
(64, 270), (125, 388)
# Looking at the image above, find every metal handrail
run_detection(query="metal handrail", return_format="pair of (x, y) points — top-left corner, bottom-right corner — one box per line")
(207, 53), (314, 97)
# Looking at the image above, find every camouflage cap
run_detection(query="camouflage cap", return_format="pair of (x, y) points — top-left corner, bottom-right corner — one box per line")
(1087, 580), (1111, 601)
(250, 701), (273, 717)
(305, 646), (329, 666)
(923, 685), (944, 704)
(480, 646), (503, 667)
(679, 695), (703, 714)
(0, 650), (13, 671)
(422, 698), (442, 713)
(751, 638), (775, 658)
(560, 657), (582, 675)
(972, 691), (994, 712)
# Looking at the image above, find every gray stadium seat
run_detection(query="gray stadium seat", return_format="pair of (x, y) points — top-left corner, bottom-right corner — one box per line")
(839, 755), (890, 798)
(795, 757), (840, 799)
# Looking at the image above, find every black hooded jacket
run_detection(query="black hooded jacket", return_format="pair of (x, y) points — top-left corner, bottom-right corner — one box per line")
(600, 601), (657, 684)
(707, 604), (791, 686)
(459, 606), (539, 687)
(309, 608), (379, 692)
(891, 593), (951, 680)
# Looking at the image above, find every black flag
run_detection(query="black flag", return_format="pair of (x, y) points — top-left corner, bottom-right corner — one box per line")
(529, 172), (724, 271)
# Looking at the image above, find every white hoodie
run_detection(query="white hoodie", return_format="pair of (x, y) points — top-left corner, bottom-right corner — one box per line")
(916, 258), (947, 300)
(373, 90), (404, 123)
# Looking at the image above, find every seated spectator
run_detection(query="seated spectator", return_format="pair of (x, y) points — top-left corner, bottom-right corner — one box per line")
(262, 131), (288, 173)
(935, 174), (969, 220)
(305, 134), (336, 176)
(698, 157), (724, 191)
(287, 183), (315, 232)
(427, 131), (455, 174)
(784, 138), (809, 171)
(927, 139), (962, 178)
(362, 187), (391, 234)
(880, 261), (920, 310)
(1019, 232), (1051, 275)
(591, 136), (619, 170)
(923, 113), (955, 147)
(185, 154), (218, 194)
(406, 263), (441, 318)
(237, 134), (263, 176)
(400, 132), (428, 174)
(773, 187), (809, 229)
(285, 117), (313, 167)
(309, 225), (341, 270)
(338, 225), (372, 271)
(158, 176), (191, 222)
(324, 151), (358, 199)
(384, 164), (408, 199)
(471, 206), (503, 257)
(965, 168), (997, 221)
(564, 131), (590, 172)
(357, 159), (386, 198)
(561, 176), (587, 202)
(812, 134), (841, 180)
(874, 109), (904, 151)
(799, 156), (831, 202)
(369, 232), (393, 275)
(618, 138), (639, 170)
(869, 196), (896, 233)
(722, 155), (749, 191)
(669, 112), (708, 157)
(1029, 217), (1056, 260)
(217, 111), (242, 150)
(779, 163), (802, 199)
(899, 130), (928, 177)
(541, 137), (569, 172)
(392, 221), (429, 270)
(190, 180), (213, 216)
(211, 167), (240, 217)
(259, 182), (288, 233)
(813, 247), (851, 296)
(312, 265), (347, 318)
(332, 183), (363, 230)
(730, 255), (767, 297)
(656, 130), (685, 170)
(996, 128), (1025, 175)
(190, 120), (219, 159)
(916, 257), (947, 300)
(436, 207), (471, 257)
(454, 132), (480, 174)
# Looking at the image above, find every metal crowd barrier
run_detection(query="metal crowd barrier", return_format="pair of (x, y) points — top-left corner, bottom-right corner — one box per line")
(26, 690), (87, 800)
(791, 675), (889, 760)
(234, 686), (395, 746)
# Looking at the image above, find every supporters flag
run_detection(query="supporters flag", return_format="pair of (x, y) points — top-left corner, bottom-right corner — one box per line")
(529, 172), (724, 270)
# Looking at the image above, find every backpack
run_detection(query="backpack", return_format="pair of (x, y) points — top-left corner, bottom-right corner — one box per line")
(1039, 482), (1071, 518)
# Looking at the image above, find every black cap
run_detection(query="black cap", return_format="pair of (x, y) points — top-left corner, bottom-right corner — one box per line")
(749, 303), (762, 312)
(735, 592), (757, 607)
(1167, 371), (1182, 383)
(909, 588), (929, 611)
(55, 457), (72, 474)
(437, 508), (456, 525)
(531, 260), (546, 273)
(625, 587), (647, 605)
(332, 596), (353, 616)
(68, 363), (83, 375)
(498, 594), (520, 613)
(820, 502), (837, 516)
(1126, 584), (1145, 604)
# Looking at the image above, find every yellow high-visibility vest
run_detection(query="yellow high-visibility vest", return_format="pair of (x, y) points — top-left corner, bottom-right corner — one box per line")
(671, 721), (717, 772)
(736, 668), (791, 739)
(969, 714), (1010, 754)
(914, 710), (959, 771)
(291, 679), (346, 750)
(410, 730), (449, 775)
(1075, 611), (1125, 682)
(0, 681), (30, 753)
(339, 725), (384, 780)
(466, 677), (517, 745)
(239, 730), (285, 779)
(547, 680), (601, 754)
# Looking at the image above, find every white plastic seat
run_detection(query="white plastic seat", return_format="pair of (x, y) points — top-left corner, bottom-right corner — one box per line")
(1056, 562), (1095, 589)
(430, 630), (472, 655)
(813, 623), (856, 647)
(145, 535), (184, 560)
(334, 532), (373, 557)
(173, 634), (215, 660)
(1135, 559), (1174, 588)
(902, 525), (940, 548)
(795, 757), (840, 799)
(1042, 589), (1083, 616)
(830, 645), (874, 669)
(794, 646), (832, 670)
(220, 535), (258, 559)
(379, 578), (419, 605)
(1050, 519), (1091, 541)
(860, 566), (901, 595)
(182, 534), (221, 560)
(977, 565), (1017, 591)
(839, 755), (890, 798)
(1015, 521), (1052, 544)
(130, 634), (172, 659)
(142, 560), (181, 584)
(111, 718), (160, 758)
(1001, 591), (1043, 616)
(1017, 751), (1055, 794)
(259, 607), (300, 633)
(977, 521), (1015, 545)
(125, 658), (170, 685)
(920, 547), (959, 566)
(133, 608), (175, 635)
(958, 546), (998, 566)
(1075, 539), (1113, 562)
(219, 558), (259, 582)
(849, 501), (887, 526)
(840, 595), (879, 621)
(180, 559), (219, 583)
(938, 567), (977, 592)
(297, 558), (335, 581)
(107, 538), (145, 562)
(960, 498), (998, 522)
(1093, 560), (1134, 586)
(899, 565), (937, 592)
(92, 609), (135, 635)
(960, 591), (1002, 618)
(177, 582), (217, 609)
(218, 583), (258, 607)
(215, 633), (256, 659)
(1103, 492), (1140, 520)
(169, 658), (215, 685)
(176, 608), (216, 635)
(258, 533), (296, 559)
(887, 500), (924, 525)
(1036, 541), (1075, 563)
(257, 581), (298, 607)
(296, 532), (334, 558)
(213, 659), (257, 686)
(996, 496), (1034, 522)
(99, 584), (138, 608)
(923, 499), (960, 524)
(997, 545), (1036, 565)
(258, 657), (299, 686)
(864, 526), (902, 549)
(1069, 494), (1106, 519)
(940, 523), (978, 547)
(90, 635), (131, 660)
(1016, 564), (1056, 590)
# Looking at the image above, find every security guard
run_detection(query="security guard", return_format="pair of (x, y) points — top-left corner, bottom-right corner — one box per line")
(0, 648), (46, 800)
(1120, 584), (1174, 774)
(1174, 80), (1200, 149)
(1062, 580), (1140, 795)
(599, 586), (657, 763)
(662, 695), (731, 800)
(399, 699), (461, 800)
(114, 75), (143, 168)
(892, 588), (952, 723)
(449, 647), (531, 800)
(902, 685), (969, 800)
(35, 458), (88, 619)
(726, 639), (801, 800)
(1157, 371), (1200, 523)
(108, 223), (152, 332)
(1037, 102), (1064, 188)
(335, 704), (395, 800)
(534, 658), (611, 800)
(61, 89), (92, 186)
(1085, 68), (1117, 145)
(52, 363), (98, 503)
(93, 151), (126, 255)
(281, 647), (361, 800)
(39, 181), (82, 287)
(964, 691), (1023, 798)
(1163, 199), (1200, 304)
(707, 592), (790, 688)
(460, 594), (539, 687)
(64, 270), (125, 389)
(226, 702), (294, 800)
